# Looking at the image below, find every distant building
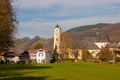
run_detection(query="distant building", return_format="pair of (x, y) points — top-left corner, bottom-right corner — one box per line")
(95, 42), (109, 49)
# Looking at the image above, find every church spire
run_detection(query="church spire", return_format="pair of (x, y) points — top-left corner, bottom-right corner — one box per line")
(55, 24), (62, 32)
(55, 24), (59, 28)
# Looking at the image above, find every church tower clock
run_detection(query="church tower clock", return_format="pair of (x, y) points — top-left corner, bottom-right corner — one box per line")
(54, 24), (62, 54)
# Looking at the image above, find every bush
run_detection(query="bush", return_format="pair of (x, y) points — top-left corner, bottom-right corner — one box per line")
(116, 57), (120, 62)
(63, 58), (74, 62)
(29, 59), (37, 64)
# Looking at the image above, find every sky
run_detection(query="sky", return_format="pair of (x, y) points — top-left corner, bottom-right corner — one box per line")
(14, 0), (120, 38)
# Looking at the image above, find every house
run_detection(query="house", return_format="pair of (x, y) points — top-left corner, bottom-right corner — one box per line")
(3, 52), (19, 64)
(36, 49), (51, 63)
(1, 48), (51, 64)
(0, 52), (5, 64)
(95, 42), (109, 49)
(29, 49), (37, 64)
(108, 43), (120, 58)
(30, 53), (36, 60)
(29, 49), (51, 64)
(29, 49), (36, 60)
(67, 48), (82, 60)
(89, 41), (109, 58)
(19, 51), (30, 64)
(0, 49), (30, 64)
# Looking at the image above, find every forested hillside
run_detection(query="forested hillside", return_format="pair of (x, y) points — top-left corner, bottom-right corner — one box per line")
(67, 23), (111, 32)
(67, 23), (120, 49)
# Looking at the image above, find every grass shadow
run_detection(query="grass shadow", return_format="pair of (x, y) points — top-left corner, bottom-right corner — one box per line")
(0, 64), (52, 70)
(52, 79), (66, 80)
(1, 76), (49, 80)
(0, 64), (52, 80)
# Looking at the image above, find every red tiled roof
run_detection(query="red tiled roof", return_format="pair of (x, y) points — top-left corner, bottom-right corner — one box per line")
(28, 49), (36, 54)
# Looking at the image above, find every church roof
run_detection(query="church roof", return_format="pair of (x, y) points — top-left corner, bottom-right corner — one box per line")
(55, 24), (60, 28)
(55, 24), (62, 32)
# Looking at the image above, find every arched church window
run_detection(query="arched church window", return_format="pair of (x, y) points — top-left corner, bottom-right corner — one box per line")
(56, 39), (58, 41)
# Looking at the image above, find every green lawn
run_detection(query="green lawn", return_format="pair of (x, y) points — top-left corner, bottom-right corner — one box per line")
(0, 62), (120, 80)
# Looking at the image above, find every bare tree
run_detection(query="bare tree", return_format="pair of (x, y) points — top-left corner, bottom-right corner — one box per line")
(60, 32), (73, 58)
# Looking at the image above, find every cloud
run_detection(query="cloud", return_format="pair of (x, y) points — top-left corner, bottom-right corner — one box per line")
(18, 21), (55, 38)
(15, 0), (58, 9)
(17, 15), (120, 38)
(15, 0), (120, 9)
(15, 0), (120, 21)
(14, 0), (120, 38)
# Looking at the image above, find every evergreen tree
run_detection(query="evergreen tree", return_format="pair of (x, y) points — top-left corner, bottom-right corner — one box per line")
(53, 45), (58, 61)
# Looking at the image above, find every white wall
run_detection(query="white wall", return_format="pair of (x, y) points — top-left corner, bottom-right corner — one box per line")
(95, 42), (109, 49)
(36, 49), (51, 64)
(30, 54), (36, 60)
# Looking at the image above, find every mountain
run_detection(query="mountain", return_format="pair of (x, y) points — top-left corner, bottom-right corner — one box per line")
(14, 36), (53, 50)
(67, 23), (120, 49)
(67, 23), (111, 32)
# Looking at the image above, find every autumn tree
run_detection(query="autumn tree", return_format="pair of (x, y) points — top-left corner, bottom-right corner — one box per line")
(0, 0), (17, 53)
(33, 42), (43, 49)
(82, 45), (93, 61)
(60, 32), (73, 58)
(98, 45), (112, 61)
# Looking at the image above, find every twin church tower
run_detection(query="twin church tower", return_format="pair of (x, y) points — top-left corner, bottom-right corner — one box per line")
(54, 24), (62, 54)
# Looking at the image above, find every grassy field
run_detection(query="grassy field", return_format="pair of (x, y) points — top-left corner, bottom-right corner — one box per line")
(0, 62), (120, 80)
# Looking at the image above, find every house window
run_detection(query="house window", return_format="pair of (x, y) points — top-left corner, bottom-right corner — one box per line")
(39, 53), (41, 57)
(42, 54), (44, 57)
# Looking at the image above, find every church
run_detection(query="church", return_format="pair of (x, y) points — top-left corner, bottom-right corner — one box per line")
(53, 24), (82, 60)
(53, 24), (62, 54)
